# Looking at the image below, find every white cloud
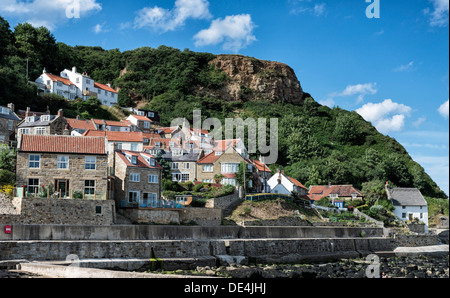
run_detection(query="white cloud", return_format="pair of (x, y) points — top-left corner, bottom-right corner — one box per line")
(394, 61), (415, 72)
(194, 14), (257, 53)
(134, 0), (212, 32)
(356, 99), (412, 134)
(412, 117), (426, 128)
(0, 0), (102, 30)
(329, 82), (378, 104)
(424, 0), (449, 27)
(93, 23), (109, 34)
(289, 0), (326, 16)
(438, 99), (449, 118)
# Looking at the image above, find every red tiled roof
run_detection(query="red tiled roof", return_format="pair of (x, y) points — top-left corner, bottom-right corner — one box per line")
(130, 114), (152, 122)
(197, 151), (222, 164)
(45, 73), (76, 86)
(66, 118), (96, 131)
(158, 126), (179, 134)
(20, 135), (106, 155)
(214, 139), (240, 151)
(116, 150), (162, 169)
(309, 185), (363, 201)
(287, 177), (307, 190)
(94, 82), (117, 94)
(83, 130), (143, 142)
(252, 159), (271, 172)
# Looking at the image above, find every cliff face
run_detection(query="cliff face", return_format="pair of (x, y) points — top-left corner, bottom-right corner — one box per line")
(195, 55), (304, 105)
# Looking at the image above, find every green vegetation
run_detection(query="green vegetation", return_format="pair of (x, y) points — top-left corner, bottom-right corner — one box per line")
(0, 18), (447, 202)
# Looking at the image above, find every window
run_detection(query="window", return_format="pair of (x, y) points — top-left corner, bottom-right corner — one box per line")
(19, 128), (30, 135)
(171, 162), (179, 170)
(116, 143), (123, 150)
(28, 178), (40, 194)
(222, 178), (237, 186)
(148, 175), (158, 184)
(402, 213), (407, 219)
(221, 163), (239, 174)
(57, 81), (63, 87)
(86, 79), (91, 85)
(29, 155), (40, 168)
(185, 163), (190, 170)
(402, 206), (406, 209)
(131, 156), (138, 165)
(202, 179), (213, 183)
(85, 157), (96, 170)
(182, 174), (190, 182)
(84, 180), (95, 195)
(131, 143), (138, 151)
(95, 206), (102, 215)
(0, 107), (9, 115)
(128, 191), (140, 203)
(420, 213), (423, 219)
(57, 156), (69, 169)
(202, 164), (213, 172)
(35, 127), (47, 135)
(40, 115), (51, 122)
(148, 112), (155, 118)
(57, 90), (64, 97)
(8, 120), (13, 131)
(130, 173), (140, 182)
(150, 159), (156, 167)
(144, 121), (150, 129)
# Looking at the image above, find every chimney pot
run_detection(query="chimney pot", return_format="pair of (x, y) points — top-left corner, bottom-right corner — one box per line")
(57, 109), (63, 118)
(7, 103), (14, 113)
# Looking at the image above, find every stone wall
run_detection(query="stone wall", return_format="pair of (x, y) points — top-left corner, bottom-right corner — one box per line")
(119, 207), (222, 226)
(393, 234), (439, 247)
(0, 197), (115, 226)
(16, 152), (108, 199)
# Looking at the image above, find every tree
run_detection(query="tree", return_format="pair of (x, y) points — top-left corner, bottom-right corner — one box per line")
(334, 113), (364, 145)
(156, 151), (172, 180)
(0, 16), (13, 63)
(235, 162), (252, 191)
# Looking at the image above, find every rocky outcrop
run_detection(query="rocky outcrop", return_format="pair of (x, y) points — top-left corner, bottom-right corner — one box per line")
(196, 55), (304, 105)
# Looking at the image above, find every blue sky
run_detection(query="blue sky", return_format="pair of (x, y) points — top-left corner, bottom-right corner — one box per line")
(1, 0), (449, 195)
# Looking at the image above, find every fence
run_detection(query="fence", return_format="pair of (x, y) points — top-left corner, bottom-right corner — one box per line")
(119, 199), (185, 210)
(15, 187), (108, 201)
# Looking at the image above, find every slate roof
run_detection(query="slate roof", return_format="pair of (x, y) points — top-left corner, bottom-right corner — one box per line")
(0, 106), (21, 121)
(388, 188), (428, 206)
(161, 150), (202, 162)
(18, 115), (57, 128)
(20, 135), (106, 155)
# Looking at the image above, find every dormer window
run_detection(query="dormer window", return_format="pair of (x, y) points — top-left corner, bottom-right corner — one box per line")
(215, 151), (223, 156)
(25, 116), (37, 123)
(172, 149), (183, 157)
(40, 115), (51, 122)
(150, 158), (155, 166)
(0, 107), (9, 115)
(155, 142), (161, 148)
(132, 156), (138, 165)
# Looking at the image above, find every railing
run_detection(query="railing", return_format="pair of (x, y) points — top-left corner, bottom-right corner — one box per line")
(246, 193), (294, 202)
(119, 199), (185, 210)
(15, 187), (108, 201)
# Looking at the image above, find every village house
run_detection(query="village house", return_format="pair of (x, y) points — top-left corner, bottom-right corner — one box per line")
(196, 146), (254, 189)
(308, 184), (364, 208)
(113, 150), (162, 208)
(16, 135), (109, 200)
(16, 109), (69, 146)
(83, 130), (144, 153)
(0, 103), (20, 146)
(126, 114), (153, 133)
(386, 185), (429, 232)
(132, 108), (161, 123)
(34, 67), (118, 106)
(161, 150), (202, 183)
(251, 158), (272, 193)
(267, 171), (308, 197)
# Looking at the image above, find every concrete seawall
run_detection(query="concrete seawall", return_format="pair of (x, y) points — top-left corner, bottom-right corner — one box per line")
(0, 238), (396, 262)
(0, 224), (384, 241)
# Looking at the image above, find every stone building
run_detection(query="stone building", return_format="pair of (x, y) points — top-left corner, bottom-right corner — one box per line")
(0, 103), (20, 146)
(16, 135), (109, 200)
(196, 146), (254, 189)
(113, 150), (162, 208)
(161, 150), (202, 183)
(16, 109), (69, 146)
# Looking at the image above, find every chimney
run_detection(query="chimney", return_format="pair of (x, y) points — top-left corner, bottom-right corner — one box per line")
(57, 109), (63, 118)
(25, 107), (30, 117)
(385, 182), (391, 200)
(278, 171), (282, 185)
(7, 103), (14, 113)
(72, 67), (77, 73)
(63, 124), (70, 136)
(76, 115), (81, 120)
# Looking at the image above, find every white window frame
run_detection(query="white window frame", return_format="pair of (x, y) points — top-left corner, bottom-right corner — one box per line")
(202, 164), (213, 172)
(35, 127), (47, 135)
(57, 156), (69, 169)
(84, 180), (95, 195)
(148, 175), (158, 184)
(19, 128), (30, 135)
(29, 155), (40, 169)
(144, 121), (150, 129)
(222, 178), (237, 186)
(85, 156), (97, 170)
(221, 163), (239, 174)
(129, 173), (141, 182)
(128, 191), (140, 204)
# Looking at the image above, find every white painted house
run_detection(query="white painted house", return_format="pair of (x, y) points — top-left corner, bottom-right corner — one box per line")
(35, 67), (118, 106)
(267, 171), (308, 196)
(387, 187), (429, 233)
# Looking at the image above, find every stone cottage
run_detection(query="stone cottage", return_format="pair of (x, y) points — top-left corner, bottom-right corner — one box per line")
(113, 150), (162, 208)
(16, 134), (109, 199)
(0, 103), (20, 146)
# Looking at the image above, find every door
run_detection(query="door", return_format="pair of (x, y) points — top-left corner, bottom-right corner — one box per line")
(55, 179), (69, 198)
(409, 214), (414, 221)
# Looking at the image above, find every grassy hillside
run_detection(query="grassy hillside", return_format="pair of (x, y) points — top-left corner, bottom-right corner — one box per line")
(0, 17), (447, 199)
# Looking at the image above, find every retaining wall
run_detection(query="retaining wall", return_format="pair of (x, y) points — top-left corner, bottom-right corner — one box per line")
(0, 237), (396, 262)
(0, 224), (384, 241)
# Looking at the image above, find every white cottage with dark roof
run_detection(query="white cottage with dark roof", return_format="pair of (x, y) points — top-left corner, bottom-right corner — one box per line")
(386, 184), (429, 232)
